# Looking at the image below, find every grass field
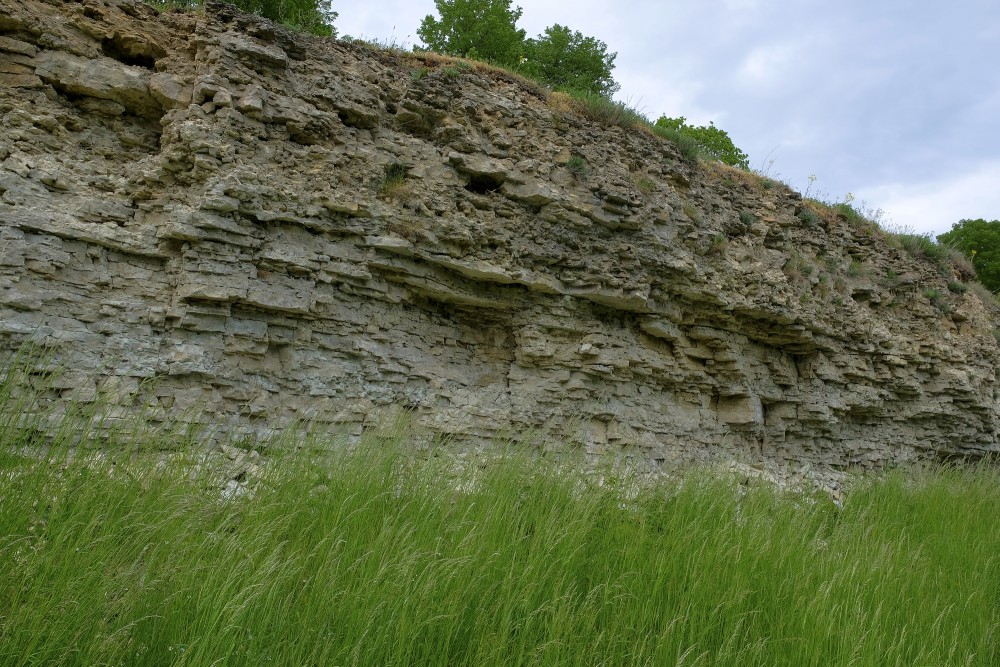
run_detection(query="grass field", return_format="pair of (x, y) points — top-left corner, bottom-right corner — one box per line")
(1, 357), (999, 665)
(3, 427), (999, 665)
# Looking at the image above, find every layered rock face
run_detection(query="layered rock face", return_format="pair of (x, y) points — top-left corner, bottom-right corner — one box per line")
(2, 0), (998, 468)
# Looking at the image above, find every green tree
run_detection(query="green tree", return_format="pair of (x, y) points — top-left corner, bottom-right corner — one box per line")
(520, 24), (618, 96)
(654, 116), (749, 169)
(417, 0), (526, 65)
(938, 219), (1000, 291)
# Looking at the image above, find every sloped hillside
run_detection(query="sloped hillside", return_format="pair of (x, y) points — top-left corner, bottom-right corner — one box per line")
(1, 0), (998, 469)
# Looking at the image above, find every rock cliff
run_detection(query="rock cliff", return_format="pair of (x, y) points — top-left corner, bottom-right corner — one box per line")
(2, 0), (998, 469)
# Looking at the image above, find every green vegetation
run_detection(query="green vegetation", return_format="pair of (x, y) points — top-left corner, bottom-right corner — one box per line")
(899, 232), (949, 264)
(377, 163), (408, 198)
(947, 280), (968, 293)
(797, 208), (819, 227)
(564, 154), (589, 177)
(635, 176), (656, 194)
(521, 24), (618, 96)
(142, 0), (338, 36)
(4, 439), (1000, 665)
(654, 116), (749, 169)
(2, 353), (999, 666)
(649, 120), (705, 163)
(418, 0), (527, 65)
(561, 90), (645, 129)
(707, 233), (727, 255)
(938, 218), (1000, 291)
(418, 1), (618, 97)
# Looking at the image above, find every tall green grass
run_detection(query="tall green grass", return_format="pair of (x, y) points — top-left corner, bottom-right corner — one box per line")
(2, 354), (999, 665)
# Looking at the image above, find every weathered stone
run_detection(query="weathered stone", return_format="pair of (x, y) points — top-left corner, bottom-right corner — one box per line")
(718, 395), (764, 426)
(32, 49), (158, 116)
(149, 72), (192, 109)
(235, 83), (266, 116)
(0, 36), (38, 57)
(1, 0), (998, 472)
(0, 72), (42, 88)
(220, 33), (288, 69)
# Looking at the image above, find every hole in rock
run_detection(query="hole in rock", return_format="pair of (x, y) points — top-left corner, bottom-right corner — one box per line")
(464, 173), (504, 194)
(101, 38), (157, 70)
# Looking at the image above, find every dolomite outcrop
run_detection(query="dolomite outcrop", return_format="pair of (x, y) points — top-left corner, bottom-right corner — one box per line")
(2, 0), (998, 469)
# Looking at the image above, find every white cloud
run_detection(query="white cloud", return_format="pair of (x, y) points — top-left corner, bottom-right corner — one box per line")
(855, 161), (1000, 237)
(735, 41), (806, 89)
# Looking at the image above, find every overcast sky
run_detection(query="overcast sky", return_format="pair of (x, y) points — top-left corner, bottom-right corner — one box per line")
(336, 0), (1000, 237)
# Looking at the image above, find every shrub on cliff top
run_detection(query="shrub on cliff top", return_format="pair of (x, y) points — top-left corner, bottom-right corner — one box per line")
(563, 89), (645, 129)
(654, 116), (749, 169)
(938, 218), (1000, 291)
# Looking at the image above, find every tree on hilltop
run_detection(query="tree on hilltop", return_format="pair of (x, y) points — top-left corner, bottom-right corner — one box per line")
(521, 24), (619, 97)
(417, 0), (526, 65)
(938, 218), (1000, 291)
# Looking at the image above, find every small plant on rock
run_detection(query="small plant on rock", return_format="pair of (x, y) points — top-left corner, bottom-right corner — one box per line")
(707, 234), (727, 256)
(565, 155), (589, 178)
(947, 280), (968, 294)
(635, 177), (656, 195)
(797, 208), (819, 227)
(649, 123), (703, 163)
(923, 287), (950, 313)
(378, 163), (409, 198)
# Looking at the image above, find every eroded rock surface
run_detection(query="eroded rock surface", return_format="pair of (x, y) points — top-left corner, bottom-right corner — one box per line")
(2, 0), (998, 469)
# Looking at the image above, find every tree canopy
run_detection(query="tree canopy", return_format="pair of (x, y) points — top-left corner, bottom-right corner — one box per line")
(937, 219), (1000, 291)
(417, 0), (526, 65)
(654, 116), (749, 169)
(417, 1), (618, 95)
(520, 24), (618, 97)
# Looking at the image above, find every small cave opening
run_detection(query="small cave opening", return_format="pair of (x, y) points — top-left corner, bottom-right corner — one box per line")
(101, 38), (157, 70)
(464, 173), (505, 194)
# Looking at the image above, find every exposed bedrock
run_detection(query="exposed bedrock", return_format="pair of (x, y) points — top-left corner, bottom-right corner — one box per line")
(2, 0), (998, 469)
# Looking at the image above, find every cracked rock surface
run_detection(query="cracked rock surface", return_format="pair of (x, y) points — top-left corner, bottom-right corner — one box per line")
(2, 0), (998, 470)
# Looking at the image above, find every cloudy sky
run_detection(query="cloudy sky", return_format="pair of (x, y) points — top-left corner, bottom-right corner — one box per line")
(336, 0), (1000, 237)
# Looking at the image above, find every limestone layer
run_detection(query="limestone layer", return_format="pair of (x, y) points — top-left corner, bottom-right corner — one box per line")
(2, 0), (998, 468)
